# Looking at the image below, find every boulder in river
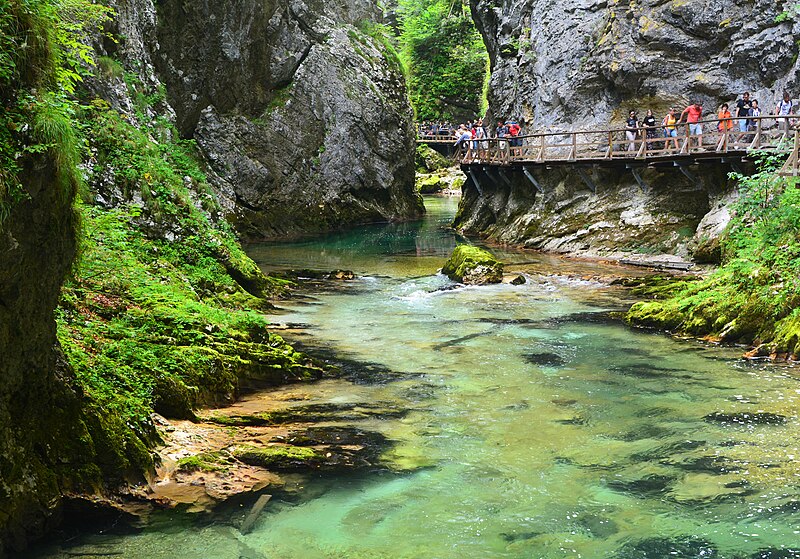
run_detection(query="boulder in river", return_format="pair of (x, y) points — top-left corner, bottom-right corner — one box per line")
(441, 245), (504, 285)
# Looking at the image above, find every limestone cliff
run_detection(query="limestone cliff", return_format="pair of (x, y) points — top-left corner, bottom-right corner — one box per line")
(454, 163), (738, 260)
(102, 0), (422, 238)
(460, 0), (800, 260)
(471, 0), (800, 129)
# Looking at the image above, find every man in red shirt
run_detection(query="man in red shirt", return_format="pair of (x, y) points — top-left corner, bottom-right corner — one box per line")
(681, 101), (703, 149)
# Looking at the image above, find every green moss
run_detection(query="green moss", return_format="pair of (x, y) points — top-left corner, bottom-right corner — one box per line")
(441, 244), (504, 284)
(176, 452), (229, 473)
(626, 156), (800, 349)
(416, 174), (444, 194)
(415, 144), (451, 173)
(232, 445), (323, 470)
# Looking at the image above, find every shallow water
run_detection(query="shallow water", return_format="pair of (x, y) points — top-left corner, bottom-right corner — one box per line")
(34, 197), (800, 558)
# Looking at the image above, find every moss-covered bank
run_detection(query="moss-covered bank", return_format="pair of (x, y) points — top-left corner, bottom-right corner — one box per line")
(0, 1), (325, 552)
(626, 157), (800, 359)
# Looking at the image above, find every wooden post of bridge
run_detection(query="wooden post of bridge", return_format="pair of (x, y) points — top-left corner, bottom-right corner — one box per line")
(753, 117), (763, 150)
(570, 132), (577, 161)
(636, 130), (647, 159)
(607, 131), (613, 159)
(538, 134), (545, 162)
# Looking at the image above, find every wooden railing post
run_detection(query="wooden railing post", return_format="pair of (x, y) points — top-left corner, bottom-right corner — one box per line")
(538, 134), (545, 162)
(681, 124), (690, 154)
(636, 130), (646, 158)
(607, 131), (613, 159)
(570, 133), (577, 161)
(754, 117), (763, 150)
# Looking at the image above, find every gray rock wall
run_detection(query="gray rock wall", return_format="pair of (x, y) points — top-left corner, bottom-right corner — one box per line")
(123, 0), (422, 238)
(471, 0), (800, 130)
(455, 163), (740, 261)
(460, 0), (798, 259)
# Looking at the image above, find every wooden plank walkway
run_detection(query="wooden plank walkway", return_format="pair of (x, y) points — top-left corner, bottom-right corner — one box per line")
(418, 115), (800, 177)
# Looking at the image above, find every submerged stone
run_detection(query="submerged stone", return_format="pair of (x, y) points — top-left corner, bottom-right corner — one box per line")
(607, 474), (675, 497)
(441, 245), (504, 285)
(749, 549), (800, 558)
(704, 412), (787, 425)
(523, 352), (565, 366)
(577, 513), (618, 538)
(500, 531), (542, 543)
(617, 536), (719, 558)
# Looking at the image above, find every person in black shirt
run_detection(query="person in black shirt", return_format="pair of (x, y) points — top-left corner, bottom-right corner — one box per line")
(626, 111), (640, 152)
(642, 109), (657, 149)
(736, 92), (752, 134)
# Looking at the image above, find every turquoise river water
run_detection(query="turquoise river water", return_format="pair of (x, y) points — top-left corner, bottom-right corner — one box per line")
(33, 196), (800, 558)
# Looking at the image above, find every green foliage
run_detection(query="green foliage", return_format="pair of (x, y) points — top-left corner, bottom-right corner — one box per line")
(626, 155), (800, 353)
(0, 0), (110, 225)
(396, 0), (488, 121)
(355, 20), (407, 80)
(51, 70), (317, 478)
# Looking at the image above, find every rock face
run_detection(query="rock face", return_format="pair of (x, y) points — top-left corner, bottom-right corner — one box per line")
(458, 0), (795, 258)
(143, 0), (422, 238)
(0, 162), (98, 555)
(442, 245), (504, 284)
(454, 163), (738, 260)
(470, 0), (800, 130)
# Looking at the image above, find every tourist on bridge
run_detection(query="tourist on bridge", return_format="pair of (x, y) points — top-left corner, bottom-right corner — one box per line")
(736, 92), (753, 135)
(454, 124), (471, 148)
(775, 92), (795, 135)
(642, 110), (657, 148)
(748, 99), (761, 131)
(717, 103), (733, 133)
(495, 120), (508, 139)
(495, 120), (510, 158)
(507, 119), (522, 156)
(473, 119), (487, 156)
(680, 101), (703, 149)
(662, 108), (680, 151)
(626, 110), (640, 152)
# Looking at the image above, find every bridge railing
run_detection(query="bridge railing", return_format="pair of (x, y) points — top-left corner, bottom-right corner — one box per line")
(457, 115), (800, 166)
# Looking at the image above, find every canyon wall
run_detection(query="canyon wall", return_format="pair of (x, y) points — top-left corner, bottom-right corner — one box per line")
(461, 0), (800, 258)
(102, 0), (422, 238)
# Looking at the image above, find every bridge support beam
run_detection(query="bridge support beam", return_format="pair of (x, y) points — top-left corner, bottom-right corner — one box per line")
(674, 162), (700, 186)
(627, 165), (648, 192)
(576, 167), (597, 193)
(523, 167), (543, 193)
(626, 165), (647, 192)
(497, 168), (514, 187)
(468, 168), (484, 196)
(481, 167), (501, 187)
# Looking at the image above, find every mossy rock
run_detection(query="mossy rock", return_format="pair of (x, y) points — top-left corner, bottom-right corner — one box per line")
(625, 301), (684, 330)
(692, 237), (722, 264)
(415, 144), (451, 173)
(441, 245), (504, 285)
(416, 174), (444, 194)
(232, 445), (323, 471)
(176, 452), (230, 473)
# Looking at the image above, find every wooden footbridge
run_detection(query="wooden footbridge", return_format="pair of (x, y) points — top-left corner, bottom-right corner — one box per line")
(419, 115), (800, 193)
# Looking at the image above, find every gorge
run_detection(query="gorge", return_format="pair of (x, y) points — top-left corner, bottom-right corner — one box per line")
(3, 0), (800, 557)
